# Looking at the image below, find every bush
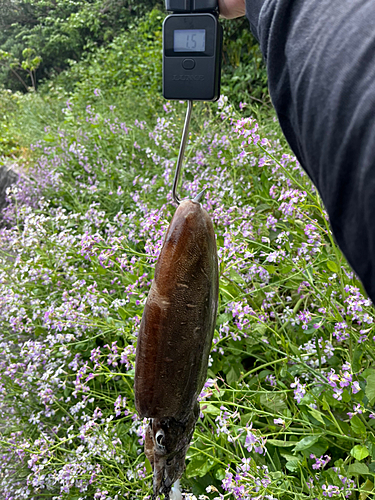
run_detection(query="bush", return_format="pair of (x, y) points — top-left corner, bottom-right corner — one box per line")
(0, 0), (163, 91)
(0, 9), (165, 158)
(55, 9), (164, 102)
(221, 17), (269, 108)
(0, 89), (20, 156)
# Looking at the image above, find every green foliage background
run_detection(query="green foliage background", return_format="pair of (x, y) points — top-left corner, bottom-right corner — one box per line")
(0, 0), (163, 90)
(0, 3), (268, 159)
(0, 0), (266, 103)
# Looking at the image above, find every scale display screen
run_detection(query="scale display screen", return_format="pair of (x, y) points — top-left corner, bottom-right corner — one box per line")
(174, 29), (206, 52)
(163, 13), (222, 100)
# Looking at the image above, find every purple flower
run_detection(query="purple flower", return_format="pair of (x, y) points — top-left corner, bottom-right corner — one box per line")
(290, 377), (306, 404)
(266, 374), (277, 387)
(296, 309), (312, 330)
(274, 418), (285, 426)
(322, 484), (340, 497)
(222, 469), (233, 491)
(310, 454), (331, 470)
(244, 424), (267, 455)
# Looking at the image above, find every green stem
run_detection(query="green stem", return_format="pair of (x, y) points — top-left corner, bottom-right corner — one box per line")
(239, 357), (289, 381)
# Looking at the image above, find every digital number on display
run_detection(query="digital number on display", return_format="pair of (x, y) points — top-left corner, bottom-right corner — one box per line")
(174, 29), (206, 52)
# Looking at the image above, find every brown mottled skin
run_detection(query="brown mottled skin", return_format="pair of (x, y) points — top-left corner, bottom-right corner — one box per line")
(134, 199), (219, 499)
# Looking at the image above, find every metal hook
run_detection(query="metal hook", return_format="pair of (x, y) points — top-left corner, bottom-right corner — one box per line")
(172, 100), (193, 205)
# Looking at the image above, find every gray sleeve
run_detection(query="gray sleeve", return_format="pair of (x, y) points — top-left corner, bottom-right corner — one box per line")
(246, 0), (375, 302)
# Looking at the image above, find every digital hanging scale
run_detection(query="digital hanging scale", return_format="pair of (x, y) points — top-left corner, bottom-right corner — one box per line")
(163, 0), (223, 101)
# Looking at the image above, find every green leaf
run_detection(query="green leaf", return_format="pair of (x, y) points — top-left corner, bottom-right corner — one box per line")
(351, 415), (367, 436)
(280, 453), (301, 472)
(217, 313), (232, 325)
(365, 372), (375, 405)
(285, 460), (300, 472)
(34, 326), (45, 337)
(327, 261), (339, 273)
(347, 462), (369, 476)
(259, 393), (288, 413)
(96, 265), (107, 275)
(219, 279), (240, 300)
(325, 467), (343, 487)
(322, 396), (330, 411)
(280, 265), (293, 274)
(230, 269), (246, 283)
(22, 48), (35, 59)
(256, 203), (271, 212)
(303, 265), (314, 281)
(272, 449), (282, 472)
(353, 347), (364, 373)
(43, 133), (56, 142)
(293, 435), (321, 452)
(342, 389), (351, 403)
(351, 445), (370, 461)
(240, 413), (253, 426)
(186, 455), (215, 478)
(200, 403), (221, 416)
(307, 407), (325, 425)
(117, 307), (128, 321)
(368, 436), (375, 460)
(226, 365), (241, 385)
(145, 458), (152, 474)
(253, 324), (267, 336)
(264, 264), (276, 274)
(300, 393), (314, 405)
(267, 439), (294, 448)
(289, 343), (300, 356)
(215, 468), (226, 481)
(308, 439), (329, 458)
(359, 479), (374, 500)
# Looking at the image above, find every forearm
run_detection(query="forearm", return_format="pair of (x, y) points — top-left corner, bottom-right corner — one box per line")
(245, 0), (375, 302)
(218, 0), (245, 18)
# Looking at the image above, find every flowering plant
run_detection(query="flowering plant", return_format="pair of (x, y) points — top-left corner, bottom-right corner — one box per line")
(0, 93), (374, 500)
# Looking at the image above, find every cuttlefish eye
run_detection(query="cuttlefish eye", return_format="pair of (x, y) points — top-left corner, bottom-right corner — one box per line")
(155, 429), (166, 450)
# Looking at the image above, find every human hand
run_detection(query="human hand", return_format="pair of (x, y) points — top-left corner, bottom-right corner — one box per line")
(218, 0), (246, 19)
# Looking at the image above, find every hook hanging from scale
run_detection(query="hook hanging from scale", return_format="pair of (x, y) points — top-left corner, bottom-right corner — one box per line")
(171, 100), (193, 205)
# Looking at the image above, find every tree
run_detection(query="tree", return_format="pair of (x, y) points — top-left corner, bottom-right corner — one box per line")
(0, 48), (41, 91)
(0, 0), (162, 91)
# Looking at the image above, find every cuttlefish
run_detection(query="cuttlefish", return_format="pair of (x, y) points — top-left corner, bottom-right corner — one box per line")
(134, 197), (219, 499)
